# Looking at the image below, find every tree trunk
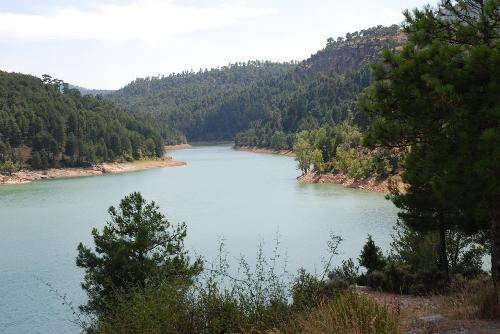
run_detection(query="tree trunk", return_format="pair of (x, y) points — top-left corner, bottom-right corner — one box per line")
(491, 206), (500, 283)
(439, 225), (450, 283)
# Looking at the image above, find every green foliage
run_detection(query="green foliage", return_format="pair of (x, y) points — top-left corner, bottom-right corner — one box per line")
(359, 235), (386, 273)
(390, 221), (440, 272)
(77, 199), (352, 333)
(0, 140), (14, 163)
(311, 148), (325, 173)
(293, 133), (313, 173)
(334, 147), (375, 179)
(112, 61), (295, 142)
(84, 237), (293, 334)
(291, 123), (398, 178)
(235, 126), (295, 150)
(329, 258), (360, 286)
(76, 192), (202, 317)
(0, 160), (18, 175)
(30, 151), (49, 170)
(364, 0), (500, 279)
(392, 221), (486, 278)
(291, 269), (331, 312)
(0, 72), (175, 169)
(111, 26), (403, 145)
(88, 282), (197, 334)
(365, 221), (486, 294)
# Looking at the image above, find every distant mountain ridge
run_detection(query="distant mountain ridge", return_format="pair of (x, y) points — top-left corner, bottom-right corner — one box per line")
(109, 25), (405, 144)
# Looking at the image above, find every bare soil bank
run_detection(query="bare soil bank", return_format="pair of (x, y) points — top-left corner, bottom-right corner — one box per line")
(297, 171), (405, 193)
(234, 145), (296, 157)
(0, 156), (186, 186)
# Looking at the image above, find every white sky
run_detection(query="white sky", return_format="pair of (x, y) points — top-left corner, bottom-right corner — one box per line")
(0, 0), (439, 89)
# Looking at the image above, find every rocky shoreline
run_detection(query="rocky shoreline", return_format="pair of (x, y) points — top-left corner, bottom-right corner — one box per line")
(0, 156), (186, 186)
(233, 145), (296, 157)
(297, 171), (405, 193)
(235, 145), (403, 193)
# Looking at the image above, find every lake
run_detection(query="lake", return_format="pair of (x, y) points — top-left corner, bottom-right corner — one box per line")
(0, 145), (398, 333)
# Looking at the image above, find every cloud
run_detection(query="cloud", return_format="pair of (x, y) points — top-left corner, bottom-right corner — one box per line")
(0, 0), (274, 44)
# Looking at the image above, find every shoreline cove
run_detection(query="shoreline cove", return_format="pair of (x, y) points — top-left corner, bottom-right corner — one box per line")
(1, 144), (403, 193)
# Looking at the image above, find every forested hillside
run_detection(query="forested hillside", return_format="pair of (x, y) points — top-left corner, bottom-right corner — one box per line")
(0, 25), (404, 174)
(111, 61), (296, 140)
(0, 72), (184, 171)
(111, 25), (404, 146)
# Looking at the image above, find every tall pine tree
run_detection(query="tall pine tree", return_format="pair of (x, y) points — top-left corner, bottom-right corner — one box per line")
(365, 0), (499, 280)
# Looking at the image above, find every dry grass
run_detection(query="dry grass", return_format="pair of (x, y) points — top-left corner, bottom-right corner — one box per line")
(366, 290), (439, 330)
(365, 279), (500, 333)
(443, 278), (500, 320)
(281, 289), (401, 334)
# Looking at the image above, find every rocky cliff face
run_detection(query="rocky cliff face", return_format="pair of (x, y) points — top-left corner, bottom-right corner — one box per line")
(297, 25), (406, 77)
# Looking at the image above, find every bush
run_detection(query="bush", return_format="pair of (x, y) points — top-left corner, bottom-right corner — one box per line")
(385, 221), (487, 294)
(0, 160), (18, 175)
(329, 258), (359, 285)
(91, 282), (197, 334)
(292, 269), (328, 311)
(286, 289), (401, 334)
(366, 270), (387, 291)
(359, 235), (386, 273)
(334, 146), (375, 180)
(291, 267), (349, 312)
(30, 151), (49, 170)
(89, 238), (293, 334)
(76, 201), (353, 333)
(365, 260), (451, 295)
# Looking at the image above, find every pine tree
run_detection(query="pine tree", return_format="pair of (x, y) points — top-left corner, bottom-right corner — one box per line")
(365, 0), (499, 281)
(76, 192), (203, 316)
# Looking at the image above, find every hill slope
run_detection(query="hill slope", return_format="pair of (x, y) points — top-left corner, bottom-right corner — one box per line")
(0, 72), (183, 170)
(110, 25), (404, 144)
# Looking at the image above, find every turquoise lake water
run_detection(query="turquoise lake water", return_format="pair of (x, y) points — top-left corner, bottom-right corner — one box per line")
(0, 145), (398, 333)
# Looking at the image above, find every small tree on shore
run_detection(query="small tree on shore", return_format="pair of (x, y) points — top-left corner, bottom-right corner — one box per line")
(76, 192), (203, 316)
(293, 133), (313, 174)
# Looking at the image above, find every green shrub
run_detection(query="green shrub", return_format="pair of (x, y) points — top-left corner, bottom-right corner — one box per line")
(292, 269), (327, 311)
(329, 258), (359, 285)
(366, 270), (387, 290)
(311, 148), (325, 173)
(388, 221), (486, 293)
(380, 262), (413, 294)
(76, 192), (203, 317)
(334, 146), (375, 180)
(0, 160), (18, 175)
(359, 235), (386, 273)
(30, 151), (49, 170)
(91, 282), (197, 334)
